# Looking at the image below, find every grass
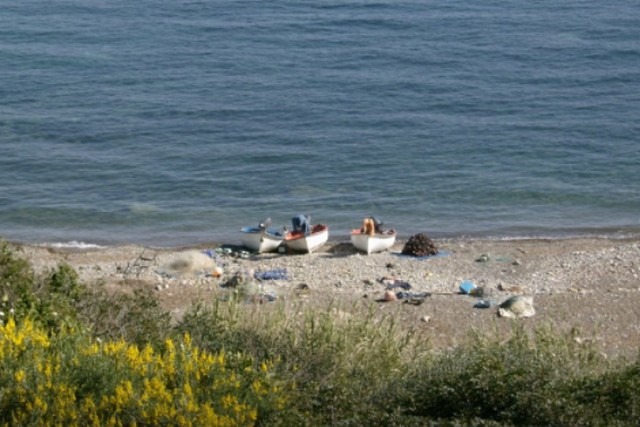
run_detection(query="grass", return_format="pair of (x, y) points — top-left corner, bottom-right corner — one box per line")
(2, 240), (640, 426)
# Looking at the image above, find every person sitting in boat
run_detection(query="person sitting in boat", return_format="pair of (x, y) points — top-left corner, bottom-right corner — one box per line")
(292, 214), (311, 235)
(362, 217), (384, 235)
(361, 218), (375, 236)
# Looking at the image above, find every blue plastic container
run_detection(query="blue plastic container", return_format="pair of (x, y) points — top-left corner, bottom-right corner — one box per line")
(459, 280), (477, 295)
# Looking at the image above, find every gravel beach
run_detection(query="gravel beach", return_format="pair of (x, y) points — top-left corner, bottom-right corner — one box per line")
(11, 237), (640, 359)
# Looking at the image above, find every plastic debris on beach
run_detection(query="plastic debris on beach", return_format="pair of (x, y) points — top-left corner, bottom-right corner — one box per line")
(474, 300), (493, 309)
(497, 295), (535, 318)
(213, 246), (251, 259)
(459, 280), (477, 295)
(377, 290), (430, 303)
(476, 253), (515, 263)
(204, 266), (224, 278)
(401, 233), (439, 257)
(202, 249), (218, 259)
(396, 291), (431, 300)
(378, 277), (412, 290)
(254, 268), (288, 281)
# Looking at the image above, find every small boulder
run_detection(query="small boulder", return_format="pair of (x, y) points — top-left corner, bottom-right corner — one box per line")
(497, 295), (535, 318)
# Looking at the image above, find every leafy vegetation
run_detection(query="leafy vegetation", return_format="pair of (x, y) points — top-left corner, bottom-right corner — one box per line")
(1, 240), (640, 426)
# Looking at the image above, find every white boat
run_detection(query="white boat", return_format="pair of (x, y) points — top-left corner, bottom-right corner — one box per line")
(284, 224), (329, 253)
(240, 219), (284, 253)
(351, 229), (396, 254)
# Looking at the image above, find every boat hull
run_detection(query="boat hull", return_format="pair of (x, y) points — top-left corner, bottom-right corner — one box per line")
(240, 227), (284, 253)
(284, 224), (329, 253)
(351, 230), (396, 254)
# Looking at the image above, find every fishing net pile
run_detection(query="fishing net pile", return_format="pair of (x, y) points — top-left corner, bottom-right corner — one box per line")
(401, 233), (438, 257)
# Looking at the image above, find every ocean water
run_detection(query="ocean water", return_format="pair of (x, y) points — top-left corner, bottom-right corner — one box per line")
(1, 0), (639, 247)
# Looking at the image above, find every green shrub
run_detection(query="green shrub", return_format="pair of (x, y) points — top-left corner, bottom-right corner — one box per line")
(0, 241), (171, 348)
(77, 286), (172, 349)
(178, 299), (429, 425)
(0, 316), (289, 426)
(570, 356), (640, 425)
(399, 324), (616, 425)
(0, 242), (87, 331)
(0, 241), (38, 321)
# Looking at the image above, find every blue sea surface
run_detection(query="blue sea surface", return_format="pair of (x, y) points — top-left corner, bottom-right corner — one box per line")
(1, 1), (639, 247)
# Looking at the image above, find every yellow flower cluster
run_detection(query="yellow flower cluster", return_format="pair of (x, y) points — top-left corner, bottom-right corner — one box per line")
(0, 318), (288, 426)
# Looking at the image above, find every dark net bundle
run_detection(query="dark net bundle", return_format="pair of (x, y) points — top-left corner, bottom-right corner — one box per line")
(402, 233), (438, 257)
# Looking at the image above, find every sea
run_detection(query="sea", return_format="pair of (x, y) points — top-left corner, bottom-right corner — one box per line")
(1, 0), (639, 248)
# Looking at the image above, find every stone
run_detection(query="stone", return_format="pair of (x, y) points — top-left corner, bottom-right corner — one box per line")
(497, 295), (535, 318)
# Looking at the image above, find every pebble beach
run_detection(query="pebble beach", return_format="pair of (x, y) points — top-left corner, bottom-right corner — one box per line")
(11, 236), (640, 359)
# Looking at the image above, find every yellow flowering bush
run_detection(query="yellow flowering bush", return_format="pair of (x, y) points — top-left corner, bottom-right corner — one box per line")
(0, 317), (288, 426)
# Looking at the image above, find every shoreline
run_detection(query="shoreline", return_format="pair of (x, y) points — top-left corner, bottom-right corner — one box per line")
(2, 221), (640, 250)
(6, 229), (640, 252)
(8, 236), (640, 359)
